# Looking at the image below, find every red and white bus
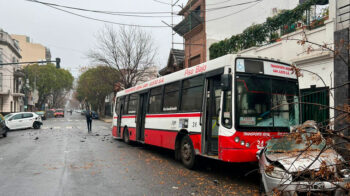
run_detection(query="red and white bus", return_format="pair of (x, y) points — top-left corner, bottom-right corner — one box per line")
(112, 54), (299, 168)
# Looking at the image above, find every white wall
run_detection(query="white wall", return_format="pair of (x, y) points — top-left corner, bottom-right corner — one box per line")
(237, 18), (335, 118)
(206, 0), (299, 60)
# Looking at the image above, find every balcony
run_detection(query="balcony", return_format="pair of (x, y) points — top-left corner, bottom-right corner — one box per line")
(173, 12), (203, 36)
(12, 92), (25, 97)
(14, 70), (25, 77)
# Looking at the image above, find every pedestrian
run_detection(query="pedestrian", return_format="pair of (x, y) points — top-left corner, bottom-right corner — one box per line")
(86, 108), (92, 133)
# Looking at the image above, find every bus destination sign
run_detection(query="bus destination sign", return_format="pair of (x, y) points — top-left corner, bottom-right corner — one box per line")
(263, 61), (297, 79)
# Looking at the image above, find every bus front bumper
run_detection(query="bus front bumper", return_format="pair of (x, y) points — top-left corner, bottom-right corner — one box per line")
(220, 148), (259, 162)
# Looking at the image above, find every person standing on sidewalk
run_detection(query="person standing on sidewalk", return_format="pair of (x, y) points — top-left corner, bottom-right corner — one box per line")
(86, 108), (93, 133)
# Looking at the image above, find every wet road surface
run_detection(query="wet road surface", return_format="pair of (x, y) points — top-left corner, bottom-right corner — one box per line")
(0, 113), (259, 196)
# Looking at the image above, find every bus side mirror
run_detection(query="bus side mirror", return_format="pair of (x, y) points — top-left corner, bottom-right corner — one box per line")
(221, 74), (232, 91)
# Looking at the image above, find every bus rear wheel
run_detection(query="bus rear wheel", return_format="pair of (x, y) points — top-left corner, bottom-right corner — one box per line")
(180, 135), (196, 169)
(123, 127), (130, 144)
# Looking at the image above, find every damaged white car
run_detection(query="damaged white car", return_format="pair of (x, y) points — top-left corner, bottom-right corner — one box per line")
(257, 122), (350, 196)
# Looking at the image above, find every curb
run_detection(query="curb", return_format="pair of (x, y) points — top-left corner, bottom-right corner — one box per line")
(100, 118), (113, 123)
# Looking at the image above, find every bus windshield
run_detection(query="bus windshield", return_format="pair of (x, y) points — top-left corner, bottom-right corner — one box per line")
(236, 75), (299, 129)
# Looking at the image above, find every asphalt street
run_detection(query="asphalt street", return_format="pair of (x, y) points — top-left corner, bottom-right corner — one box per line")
(0, 113), (259, 196)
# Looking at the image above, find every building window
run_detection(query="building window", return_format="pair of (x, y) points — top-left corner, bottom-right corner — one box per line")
(189, 55), (201, 67)
(0, 49), (3, 64)
(0, 73), (2, 92)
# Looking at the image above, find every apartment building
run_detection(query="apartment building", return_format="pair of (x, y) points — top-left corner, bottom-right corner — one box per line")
(11, 34), (51, 111)
(0, 29), (24, 114)
(11, 34), (51, 62)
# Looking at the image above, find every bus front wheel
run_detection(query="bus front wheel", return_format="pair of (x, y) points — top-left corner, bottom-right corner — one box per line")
(180, 135), (196, 169)
(123, 127), (130, 144)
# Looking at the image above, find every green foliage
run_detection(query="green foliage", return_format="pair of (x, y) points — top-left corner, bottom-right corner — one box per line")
(209, 0), (325, 59)
(24, 64), (74, 108)
(76, 66), (120, 114)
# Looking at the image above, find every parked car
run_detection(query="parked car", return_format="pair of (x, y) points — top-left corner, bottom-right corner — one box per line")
(91, 111), (99, 119)
(258, 121), (350, 196)
(54, 109), (64, 118)
(81, 110), (86, 116)
(45, 110), (54, 118)
(3, 112), (43, 130)
(35, 111), (46, 120)
(0, 114), (7, 137)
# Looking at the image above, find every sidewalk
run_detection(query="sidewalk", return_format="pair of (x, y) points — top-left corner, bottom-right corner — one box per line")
(100, 118), (113, 123)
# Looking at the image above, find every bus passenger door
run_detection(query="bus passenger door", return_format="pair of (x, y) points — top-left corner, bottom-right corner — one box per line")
(204, 75), (222, 155)
(136, 92), (148, 141)
(117, 98), (124, 137)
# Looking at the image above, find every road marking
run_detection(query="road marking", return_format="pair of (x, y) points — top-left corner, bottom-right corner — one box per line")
(66, 126), (72, 129)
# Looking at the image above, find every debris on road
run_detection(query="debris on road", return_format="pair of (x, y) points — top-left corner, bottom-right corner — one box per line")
(34, 137), (39, 140)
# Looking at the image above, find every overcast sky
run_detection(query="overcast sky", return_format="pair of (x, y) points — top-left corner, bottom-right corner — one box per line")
(0, 0), (188, 77)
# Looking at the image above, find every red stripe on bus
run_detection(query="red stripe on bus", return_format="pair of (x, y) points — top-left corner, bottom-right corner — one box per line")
(122, 116), (136, 119)
(146, 113), (201, 118)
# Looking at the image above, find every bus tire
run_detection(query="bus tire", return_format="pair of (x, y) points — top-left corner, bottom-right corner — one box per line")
(123, 127), (130, 144)
(180, 135), (196, 169)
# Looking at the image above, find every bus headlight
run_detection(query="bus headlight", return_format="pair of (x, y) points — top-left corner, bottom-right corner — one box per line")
(246, 143), (250, 148)
(234, 137), (240, 143)
(240, 140), (245, 146)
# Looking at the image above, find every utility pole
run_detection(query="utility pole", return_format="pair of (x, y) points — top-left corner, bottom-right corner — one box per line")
(171, 0), (174, 48)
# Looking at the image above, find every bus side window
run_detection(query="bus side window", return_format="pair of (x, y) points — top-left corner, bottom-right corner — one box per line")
(128, 94), (138, 114)
(181, 75), (204, 112)
(124, 96), (129, 115)
(149, 86), (162, 113)
(222, 91), (232, 128)
(163, 82), (180, 112)
(115, 98), (121, 114)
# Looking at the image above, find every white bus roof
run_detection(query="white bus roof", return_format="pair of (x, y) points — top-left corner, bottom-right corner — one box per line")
(116, 54), (293, 97)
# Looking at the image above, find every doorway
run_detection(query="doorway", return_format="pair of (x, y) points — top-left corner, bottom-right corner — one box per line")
(136, 92), (148, 141)
(204, 75), (222, 155)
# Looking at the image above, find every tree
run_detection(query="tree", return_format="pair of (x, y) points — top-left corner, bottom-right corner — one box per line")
(88, 25), (157, 89)
(24, 64), (74, 109)
(76, 66), (120, 116)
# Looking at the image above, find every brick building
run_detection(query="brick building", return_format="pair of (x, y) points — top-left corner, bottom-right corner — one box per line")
(173, 0), (206, 68)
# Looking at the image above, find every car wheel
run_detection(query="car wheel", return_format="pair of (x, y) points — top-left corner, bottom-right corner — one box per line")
(33, 122), (41, 129)
(123, 127), (130, 144)
(2, 131), (7, 137)
(180, 135), (196, 169)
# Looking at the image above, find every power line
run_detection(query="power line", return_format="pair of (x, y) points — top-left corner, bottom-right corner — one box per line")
(205, 0), (263, 12)
(153, 0), (173, 6)
(206, 0), (236, 6)
(28, 0), (180, 18)
(26, 1), (168, 28)
(206, 0), (263, 22)
(26, 0), (177, 15)
(27, 0), (261, 16)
